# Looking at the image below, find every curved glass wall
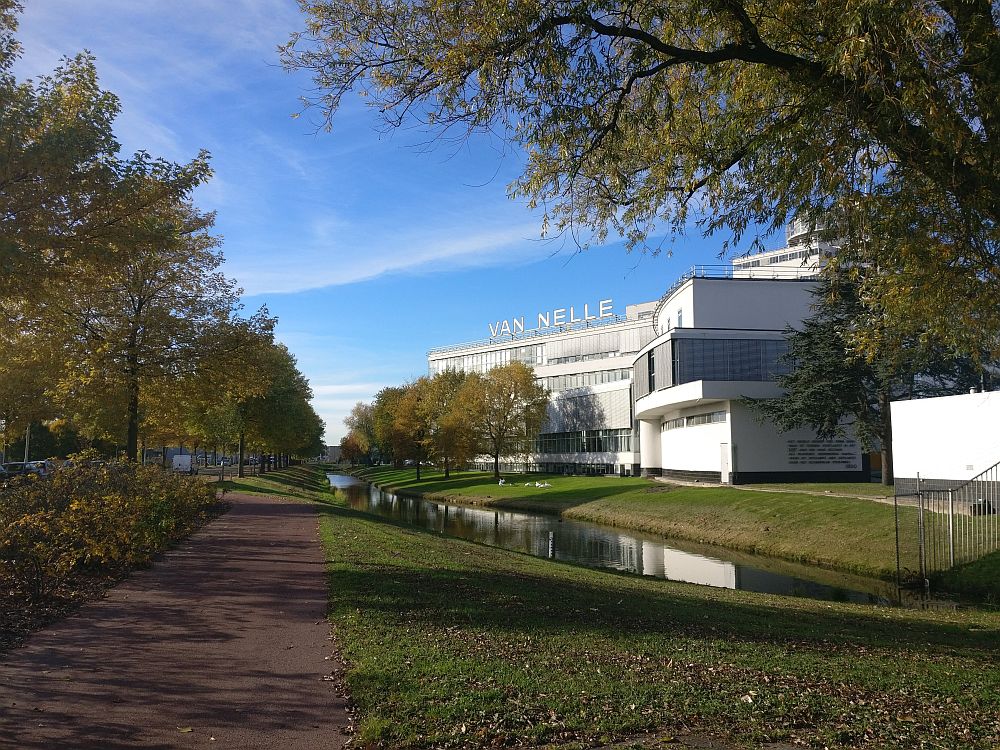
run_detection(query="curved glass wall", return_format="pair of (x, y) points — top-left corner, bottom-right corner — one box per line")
(634, 337), (791, 399)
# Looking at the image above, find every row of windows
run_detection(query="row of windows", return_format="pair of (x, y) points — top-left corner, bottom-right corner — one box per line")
(535, 429), (633, 454)
(541, 368), (631, 393)
(548, 351), (621, 365)
(429, 344), (545, 375)
(661, 410), (727, 431)
(635, 338), (791, 399)
(674, 338), (790, 385)
(733, 248), (813, 269)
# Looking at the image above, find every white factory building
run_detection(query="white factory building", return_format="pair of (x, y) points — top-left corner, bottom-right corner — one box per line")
(428, 299), (658, 475)
(427, 221), (866, 483)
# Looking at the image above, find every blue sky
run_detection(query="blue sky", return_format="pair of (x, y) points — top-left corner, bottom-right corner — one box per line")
(14, 1), (779, 443)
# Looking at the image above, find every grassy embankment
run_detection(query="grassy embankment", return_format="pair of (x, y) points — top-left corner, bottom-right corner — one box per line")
(349, 466), (914, 580)
(216, 464), (335, 502)
(299, 465), (1000, 749)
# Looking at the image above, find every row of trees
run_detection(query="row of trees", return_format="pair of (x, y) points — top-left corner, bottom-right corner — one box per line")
(342, 362), (547, 479)
(287, 0), (999, 482)
(0, 4), (324, 472)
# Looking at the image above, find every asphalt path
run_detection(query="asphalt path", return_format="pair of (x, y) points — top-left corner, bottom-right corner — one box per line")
(0, 493), (349, 749)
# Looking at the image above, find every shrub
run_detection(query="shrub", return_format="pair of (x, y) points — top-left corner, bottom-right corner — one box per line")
(0, 463), (217, 601)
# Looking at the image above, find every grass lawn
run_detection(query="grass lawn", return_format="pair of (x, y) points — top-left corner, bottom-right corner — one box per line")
(933, 552), (1000, 604)
(315, 470), (1000, 749)
(350, 467), (916, 580)
(217, 464), (334, 502)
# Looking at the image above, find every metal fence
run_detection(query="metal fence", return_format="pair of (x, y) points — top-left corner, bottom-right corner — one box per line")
(895, 460), (1000, 583)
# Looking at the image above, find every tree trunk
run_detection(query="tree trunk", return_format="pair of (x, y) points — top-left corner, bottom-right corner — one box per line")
(238, 432), (246, 478)
(161, 444), (167, 468)
(416, 461), (421, 480)
(493, 453), (500, 480)
(444, 456), (450, 479)
(878, 389), (894, 486)
(125, 374), (140, 462)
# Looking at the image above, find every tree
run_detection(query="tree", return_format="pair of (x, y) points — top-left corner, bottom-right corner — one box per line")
(463, 362), (547, 479)
(1, 4), (210, 301)
(240, 343), (325, 467)
(750, 277), (991, 485)
(340, 432), (367, 464)
(393, 380), (432, 480)
(421, 369), (479, 477)
(29, 199), (245, 461)
(344, 402), (376, 463)
(285, 1), (1000, 352)
(371, 386), (406, 465)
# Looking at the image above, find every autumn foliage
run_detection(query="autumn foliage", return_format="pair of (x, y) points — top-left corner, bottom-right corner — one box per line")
(0, 463), (217, 601)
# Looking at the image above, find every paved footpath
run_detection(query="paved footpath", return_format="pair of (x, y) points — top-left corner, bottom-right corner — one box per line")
(0, 494), (349, 749)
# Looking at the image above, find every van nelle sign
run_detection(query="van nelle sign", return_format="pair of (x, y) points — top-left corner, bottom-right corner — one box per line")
(489, 299), (614, 337)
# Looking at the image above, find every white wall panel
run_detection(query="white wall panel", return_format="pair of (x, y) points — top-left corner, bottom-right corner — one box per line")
(691, 279), (815, 330)
(661, 419), (731, 472)
(892, 392), (1000, 480)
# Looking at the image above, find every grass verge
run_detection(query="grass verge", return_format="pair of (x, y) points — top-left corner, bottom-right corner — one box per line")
(217, 464), (334, 502)
(350, 467), (913, 580)
(316, 485), (1000, 749)
(932, 551), (1000, 604)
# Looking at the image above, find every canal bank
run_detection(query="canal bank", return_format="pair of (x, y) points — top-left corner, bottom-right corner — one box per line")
(332, 474), (905, 604)
(314, 470), (1000, 750)
(348, 466), (914, 581)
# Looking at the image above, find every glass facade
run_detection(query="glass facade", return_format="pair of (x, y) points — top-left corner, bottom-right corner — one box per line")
(429, 344), (545, 375)
(673, 338), (790, 384)
(548, 351), (622, 365)
(661, 411), (725, 431)
(535, 428), (633, 454)
(541, 368), (631, 393)
(635, 337), (791, 399)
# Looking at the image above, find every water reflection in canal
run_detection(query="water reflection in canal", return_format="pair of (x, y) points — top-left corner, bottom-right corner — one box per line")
(329, 474), (898, 605)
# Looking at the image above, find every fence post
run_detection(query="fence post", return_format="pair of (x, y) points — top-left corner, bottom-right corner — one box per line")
(917, 473), (926, 581)
(948, 489), (955, 568)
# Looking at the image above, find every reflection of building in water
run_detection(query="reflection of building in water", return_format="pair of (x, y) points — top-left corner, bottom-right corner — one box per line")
(662, 548), (737, 589)
(428, 220), (866, 483)
(635, 538), (736, 588)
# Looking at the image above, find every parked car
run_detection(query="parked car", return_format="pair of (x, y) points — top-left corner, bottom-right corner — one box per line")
(25, 460), (56, 478)
(2, 462), (29, 478)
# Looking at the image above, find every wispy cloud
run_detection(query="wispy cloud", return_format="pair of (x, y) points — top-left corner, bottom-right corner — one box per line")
(227, 216), (547, 296)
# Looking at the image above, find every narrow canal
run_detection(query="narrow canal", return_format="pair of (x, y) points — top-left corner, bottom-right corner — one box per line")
(329, 474), (901, 605)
